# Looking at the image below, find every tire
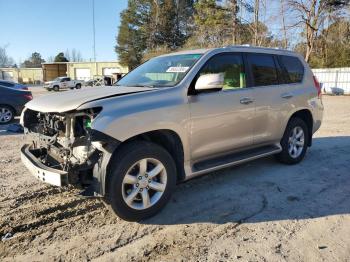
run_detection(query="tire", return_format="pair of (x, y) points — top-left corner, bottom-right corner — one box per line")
(75, 83), (82, 89)
(275, 117), (309, 165)
(106, 141), (177, 221)
(0, 105), (15, 125)
(53, 85), (59, 92)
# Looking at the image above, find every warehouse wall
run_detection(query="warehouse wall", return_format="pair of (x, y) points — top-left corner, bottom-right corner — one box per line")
(67, 62), (128, 81)
(0, 68), (43, 84)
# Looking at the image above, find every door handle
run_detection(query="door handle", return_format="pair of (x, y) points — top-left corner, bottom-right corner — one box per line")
(281, 93), (293, 99)
(240, 97), (254, 105)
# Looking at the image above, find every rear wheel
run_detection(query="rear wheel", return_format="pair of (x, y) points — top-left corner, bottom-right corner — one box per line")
(276, 117), (309, 165)
(0, 105), (15, 125)
(106, 141), (176, 221)
(75, 83), (82, 89)
(53, 85), (59, 92)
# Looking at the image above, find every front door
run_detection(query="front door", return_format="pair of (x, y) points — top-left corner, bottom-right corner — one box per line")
(189, 53), (255, 163)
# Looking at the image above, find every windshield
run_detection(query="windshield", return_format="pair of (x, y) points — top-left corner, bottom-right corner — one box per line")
(53, 77), (63, 81)
(116, 54), (202, 87)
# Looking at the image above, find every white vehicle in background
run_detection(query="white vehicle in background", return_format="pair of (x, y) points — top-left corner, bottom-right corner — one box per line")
(44, 77), (84, 91)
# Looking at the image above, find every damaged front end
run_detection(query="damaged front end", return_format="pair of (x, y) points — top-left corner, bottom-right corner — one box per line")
(21, 107), (119, 196)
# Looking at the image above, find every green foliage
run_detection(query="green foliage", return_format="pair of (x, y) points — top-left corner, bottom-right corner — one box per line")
(190, 0), (231, 47)
(309, 19), (350, 68)
(115, 0), (147, 69)
(54, 52), (69, 62)
(22, 52), (45, 68)
(116, 0), (350, 68)
(116, 0), (194, 69)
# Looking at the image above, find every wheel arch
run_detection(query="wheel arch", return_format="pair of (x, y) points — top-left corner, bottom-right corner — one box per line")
(99, 129), (185, 200)
(0, 103), (16, 116)
(116, 129), (186, 182)
(288, 109), (313, 146)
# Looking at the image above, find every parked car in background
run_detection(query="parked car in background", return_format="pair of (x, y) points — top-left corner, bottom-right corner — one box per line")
(85, 78), (104, 87)
(20, 46), (323, 221)
(0, 80), (28, 90)
(0, 85), (32, 124)
(44, 77), (84, 91)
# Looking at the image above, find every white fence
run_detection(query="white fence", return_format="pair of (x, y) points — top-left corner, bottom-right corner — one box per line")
(312, 67), (350, 95)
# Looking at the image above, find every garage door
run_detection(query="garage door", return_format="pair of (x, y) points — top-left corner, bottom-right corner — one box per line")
(103, 68), (121, 76)
(2, 71), (14, 81)
(75, 68), (91, 81)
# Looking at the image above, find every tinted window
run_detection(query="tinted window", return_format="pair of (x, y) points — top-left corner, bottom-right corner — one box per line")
(247, 54), (278, 86)
(0, 81), (14, 87)
(199, 53), (246, 90)
(279, 55), (304, 83)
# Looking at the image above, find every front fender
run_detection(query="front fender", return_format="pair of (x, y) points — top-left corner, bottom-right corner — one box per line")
(91, 104), (191, 162)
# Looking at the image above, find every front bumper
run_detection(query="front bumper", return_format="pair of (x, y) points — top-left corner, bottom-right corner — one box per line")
(21, 144), (68, 187)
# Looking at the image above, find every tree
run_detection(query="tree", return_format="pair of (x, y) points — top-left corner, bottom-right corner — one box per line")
(54, 52), (69, 62)
(0, 46), (14, 67)
(115, 0), (147, 69)
(309, 18), (350, 67)
(189, 0), (231, 47)
(22, 52), (45, 68)
(288, 0), (349, 62)
(116, 0), (195, 68)
(65, 48), (83, 62)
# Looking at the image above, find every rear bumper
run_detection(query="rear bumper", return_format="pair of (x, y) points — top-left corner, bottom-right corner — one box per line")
(21, 144), (68, 187)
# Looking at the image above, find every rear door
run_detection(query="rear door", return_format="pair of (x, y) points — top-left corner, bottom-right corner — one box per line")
(189, 53), (255, 162)
(246, 53), (291, 145)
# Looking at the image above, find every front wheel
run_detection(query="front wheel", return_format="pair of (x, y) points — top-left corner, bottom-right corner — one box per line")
(0, 105), (15, 125)
(275, 117), (309, 165)
(106, 141), (177, 221)
(53, 85), (59, 92)
(75, 83), (81, 89)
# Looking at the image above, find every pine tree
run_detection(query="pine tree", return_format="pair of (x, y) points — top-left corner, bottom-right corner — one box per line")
(115, 0), (148, 69)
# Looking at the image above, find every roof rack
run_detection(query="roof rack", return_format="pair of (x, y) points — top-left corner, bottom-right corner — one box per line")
(222, 45), (292, 53)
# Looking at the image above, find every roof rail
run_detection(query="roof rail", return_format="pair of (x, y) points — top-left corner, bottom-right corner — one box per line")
(222, 45), (292, 53)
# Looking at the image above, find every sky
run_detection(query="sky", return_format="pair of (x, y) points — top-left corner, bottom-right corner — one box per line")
(0, 0), (128, 64)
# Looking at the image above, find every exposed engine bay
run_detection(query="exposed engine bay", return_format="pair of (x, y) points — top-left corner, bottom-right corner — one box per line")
(21, 107), (117, 193)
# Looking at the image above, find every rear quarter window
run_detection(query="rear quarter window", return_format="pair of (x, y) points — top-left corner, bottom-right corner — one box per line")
(279, 55), (304, 83)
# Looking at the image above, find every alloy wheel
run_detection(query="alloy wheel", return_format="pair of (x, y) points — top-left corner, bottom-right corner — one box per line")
(0, 107), (13, 124)
(122, 158), (167, 210)
(288, 126), (305, 158)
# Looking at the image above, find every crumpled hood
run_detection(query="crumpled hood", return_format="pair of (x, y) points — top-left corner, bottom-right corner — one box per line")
(25, 86), (153, 113)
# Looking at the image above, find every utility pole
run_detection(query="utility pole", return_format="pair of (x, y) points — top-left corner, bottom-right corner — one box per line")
(92, 0), (96, 62)
(92, 0), (97, 86)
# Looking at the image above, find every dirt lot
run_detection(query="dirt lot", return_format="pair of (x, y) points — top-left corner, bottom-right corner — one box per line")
(0, 88), (349, 261)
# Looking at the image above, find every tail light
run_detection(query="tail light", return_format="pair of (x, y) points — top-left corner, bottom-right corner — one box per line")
(313, 75), (322, 98)
(23, 93), (33, 100)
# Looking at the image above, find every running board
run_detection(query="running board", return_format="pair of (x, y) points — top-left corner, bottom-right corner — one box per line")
(189, 144), (282, 179)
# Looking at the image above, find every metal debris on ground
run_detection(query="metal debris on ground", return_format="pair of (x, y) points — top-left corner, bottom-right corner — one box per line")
(2, 233), (13, 241)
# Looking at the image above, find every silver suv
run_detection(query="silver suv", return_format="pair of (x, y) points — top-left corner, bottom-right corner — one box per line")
(21, 46), (323, 221)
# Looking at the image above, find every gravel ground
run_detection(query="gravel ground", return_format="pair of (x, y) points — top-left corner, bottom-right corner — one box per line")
(0, 88), (349, 261)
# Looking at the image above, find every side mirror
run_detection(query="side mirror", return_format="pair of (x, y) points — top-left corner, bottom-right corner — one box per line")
(195, 73), (224, 91)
